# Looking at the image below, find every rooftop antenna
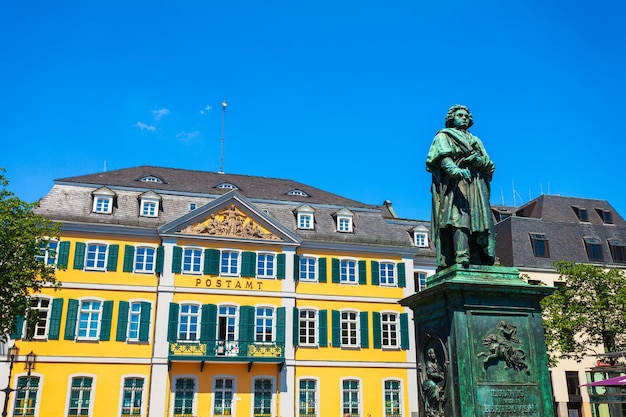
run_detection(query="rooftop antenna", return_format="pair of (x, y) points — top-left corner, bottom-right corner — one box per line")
(103, 160), (107, 172)
(219, 100), (227, 174)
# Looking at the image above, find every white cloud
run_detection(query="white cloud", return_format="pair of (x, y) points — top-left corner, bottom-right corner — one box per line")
(176, 130), (200, 143)
(135, 122), (157, 132)
(152, 108), (170, 120)
(199, 105), (212, 115)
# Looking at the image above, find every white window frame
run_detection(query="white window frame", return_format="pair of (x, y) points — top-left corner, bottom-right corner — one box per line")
(416, 271), (427, 291)
(134, 246), (156, 273)
(10, 373), (43, 417)
(178, 303), (201, 342)
(212, 376), (236, 417)
(171, 375), (198, 417)
(297, 213), (314, 230)
(77, 299), (103, 340)
(93, 195), (113, 214)
(255, 306), (275, 343)
(140, 198), (159, 218)
(65, 374), (96, 417)
(85, 242), (109, 271)
(118, 375), (146, 417)
(337, 216), (353, 233)
(220, 250), (240, 277)
(380, 311), (400, 349)
(182, 247), (203, 275)
(257, 253), (276, 278)
(341, 378), (362, 417)
(299, 256), (317, 282)
(217, 305), (239, 343)
(127, 301), (143, 342)
(340, 259), (358, 284)
(252, 377), (275, 417)
(26, 296), (52, 340)
(382, 379), (403, 417)
(298, 308), (318, 347)
(379, 261), (397, 287)
(298, 377), (319, 417)
(36, 239), (59, 266)
(340, 310), (359, 348)
(414, 232), (429, 248)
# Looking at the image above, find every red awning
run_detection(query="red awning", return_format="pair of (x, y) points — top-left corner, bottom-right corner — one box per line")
(581, 375), (626, 386)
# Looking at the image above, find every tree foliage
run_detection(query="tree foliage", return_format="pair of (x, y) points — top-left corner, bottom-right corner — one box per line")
(541, 260), (626, 365)
(0, 169), (61, 341)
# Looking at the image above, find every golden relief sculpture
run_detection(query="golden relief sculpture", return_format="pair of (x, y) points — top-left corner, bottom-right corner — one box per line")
(181, 204), (280, 240)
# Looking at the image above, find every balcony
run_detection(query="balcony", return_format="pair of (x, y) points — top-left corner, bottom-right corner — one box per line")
(169, 340), (284, 364)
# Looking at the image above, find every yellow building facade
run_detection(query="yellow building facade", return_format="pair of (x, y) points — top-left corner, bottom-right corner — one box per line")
(4, 166), (426, 417)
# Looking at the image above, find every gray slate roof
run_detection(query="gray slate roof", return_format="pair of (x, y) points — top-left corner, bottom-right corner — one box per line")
(495, 195), (626, 268)
(37, 166), (428, 251)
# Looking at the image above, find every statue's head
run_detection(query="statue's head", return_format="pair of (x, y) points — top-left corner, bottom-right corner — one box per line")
(445, 104), (473, 129)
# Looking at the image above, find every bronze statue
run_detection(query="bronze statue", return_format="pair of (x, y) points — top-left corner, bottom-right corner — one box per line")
(422, 347), (446, 416)
(426, 105), (496, 270)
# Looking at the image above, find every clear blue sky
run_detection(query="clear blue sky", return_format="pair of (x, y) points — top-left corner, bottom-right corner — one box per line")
(2, 1), (625, 221)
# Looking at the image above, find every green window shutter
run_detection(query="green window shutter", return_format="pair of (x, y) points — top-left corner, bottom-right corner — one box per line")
(318, 310), (328, 347)
(331, 310), (341, 347)
(57, 241), (70, 269)
(48, 298), (64, 340)
(373, 312), (382, 349)
(172, 246), (183, 273)
(276, 307), (286, 343)
(200, 304), (217, 342)
(318, 258), (327, 283)
(64, 299), (79, 340)
(11, 316), (24, 340)
(331, 258), (340, 283)
(400, 313), (409, 349)
(106, 245), (119, 271)
(155, 246), (164, 273)
(276, 254), (286, 280)
(139, 302), (152, 342)
(123, 246), (135, 273)
(100, 300), (113, 341)
(293, 255), (300, 282)
(371, 261), (380, 286)
(204, 249), (219, 275)
(358, 260), (367, 285)
(239, 306), (255, 342)
(167, 303), (179, 342)
(241, 252), (256, 277)
(292, 307), (299, 347)
(360, 311), (369, 348)
(116, 301), (130, 342)
(397, 262), (406, 288)
(73, 242), (86, 270)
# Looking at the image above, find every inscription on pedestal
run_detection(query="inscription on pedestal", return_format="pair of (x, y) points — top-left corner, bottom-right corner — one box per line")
(477, 385), (538, 417)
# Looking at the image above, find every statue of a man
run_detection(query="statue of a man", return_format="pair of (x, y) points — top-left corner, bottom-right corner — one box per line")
(426, 105), (496, 270)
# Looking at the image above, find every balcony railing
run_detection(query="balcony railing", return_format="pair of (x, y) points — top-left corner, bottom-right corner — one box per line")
(169, 340), (284, 362)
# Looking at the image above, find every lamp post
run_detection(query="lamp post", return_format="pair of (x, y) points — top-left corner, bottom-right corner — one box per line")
(1, 345), (19, 417)
(1, 347), (36, 417)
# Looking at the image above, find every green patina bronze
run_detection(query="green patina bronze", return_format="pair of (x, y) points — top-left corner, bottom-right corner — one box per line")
(426, 105), (496, 270)
(401, 265), (556, 417)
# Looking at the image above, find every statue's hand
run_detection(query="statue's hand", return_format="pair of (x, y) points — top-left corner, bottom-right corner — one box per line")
(455, 168), (471, 180)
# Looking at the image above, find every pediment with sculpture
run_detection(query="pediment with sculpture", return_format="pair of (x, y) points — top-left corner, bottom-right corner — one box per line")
(180, 203), (281, 240)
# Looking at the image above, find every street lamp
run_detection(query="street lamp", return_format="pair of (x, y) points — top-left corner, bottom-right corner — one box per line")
(1, 345), (19, 417)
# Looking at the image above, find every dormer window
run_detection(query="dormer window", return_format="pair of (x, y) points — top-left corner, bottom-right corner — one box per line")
(295, 204), (315, 230)
(334, 208), (354, 233)
(139, 191), (161, 218)
(216, 182), (238, 190)
(572, 206), (589, 222)
(92, 187), (115, 214)
(139, 175), (163, 184)
(288, 189), (309, 197)
(596, 208), (613, 224)
(411, 225), (430, 248)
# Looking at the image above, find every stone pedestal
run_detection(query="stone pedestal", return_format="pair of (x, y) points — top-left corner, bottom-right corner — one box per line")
(400, 265), (555, 417)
